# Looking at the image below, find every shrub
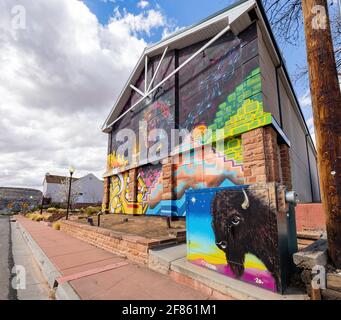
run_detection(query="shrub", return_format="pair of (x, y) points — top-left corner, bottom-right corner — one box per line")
(30, 214), (44, 221)
(42, 213), (52, 222)
(84, 206), (101, 217)
(52, 221), (61, 230)
(46, 207), (57, 213)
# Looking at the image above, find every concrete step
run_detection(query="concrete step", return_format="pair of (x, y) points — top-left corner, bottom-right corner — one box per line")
(149, 244), (308, 300)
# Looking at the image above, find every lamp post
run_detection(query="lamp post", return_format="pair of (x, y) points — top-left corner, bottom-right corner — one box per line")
(66, 166), (75, 220)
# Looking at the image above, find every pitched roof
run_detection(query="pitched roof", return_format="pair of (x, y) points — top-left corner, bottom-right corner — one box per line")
(101, 0), (315, 154)
(102, 0), (255, 132)
(44, 174), (79, 184)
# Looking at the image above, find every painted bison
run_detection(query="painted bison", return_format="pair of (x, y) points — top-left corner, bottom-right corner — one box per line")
(211, 189), (280, 287)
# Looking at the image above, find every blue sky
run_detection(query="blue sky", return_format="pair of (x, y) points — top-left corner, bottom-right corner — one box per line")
(0, 0), (316, 189)
(81, 0), (313, 124)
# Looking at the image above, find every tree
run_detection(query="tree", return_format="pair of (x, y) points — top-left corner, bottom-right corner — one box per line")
(261, 0), (341, 267)
(301, 0), (341, 268)
(262, 0), (341, 80)
(58, 178), (81, 209)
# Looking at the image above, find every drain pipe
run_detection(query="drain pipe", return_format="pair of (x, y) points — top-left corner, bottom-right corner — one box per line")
(275, 62), (283, 128)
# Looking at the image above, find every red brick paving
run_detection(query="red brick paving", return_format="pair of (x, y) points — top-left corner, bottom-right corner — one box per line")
(18, 217), (209, 300)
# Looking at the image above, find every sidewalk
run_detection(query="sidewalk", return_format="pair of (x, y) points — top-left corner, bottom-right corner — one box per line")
(16, 216), (209, 300)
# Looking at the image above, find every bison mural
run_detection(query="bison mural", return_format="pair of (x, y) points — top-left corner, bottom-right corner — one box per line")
(211, 188), (281, 288)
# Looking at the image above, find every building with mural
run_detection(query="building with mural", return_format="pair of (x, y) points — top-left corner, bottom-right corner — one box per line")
(102, 0), (319, 218)
(101, 0), (320, 292)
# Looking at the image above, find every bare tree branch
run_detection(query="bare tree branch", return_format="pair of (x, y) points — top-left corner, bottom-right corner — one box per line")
(262, 0), (341, 82)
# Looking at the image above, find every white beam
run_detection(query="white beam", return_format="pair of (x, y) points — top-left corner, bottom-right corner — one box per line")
(106, 21), (230, 129)
(129, 84), (145, 97)
(144, 55), (148, 93)
(147, 46), (168, 94)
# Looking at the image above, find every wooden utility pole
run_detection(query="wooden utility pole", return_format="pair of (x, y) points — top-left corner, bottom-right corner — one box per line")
(302, 0), (341, 268)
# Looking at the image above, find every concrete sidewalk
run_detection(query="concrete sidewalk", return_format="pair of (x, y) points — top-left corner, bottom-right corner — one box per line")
(16, 216), (209, 300)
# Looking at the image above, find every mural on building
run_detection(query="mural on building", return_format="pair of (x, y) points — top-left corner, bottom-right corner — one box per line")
(0, 188), (42, 214)
(109, 164), (163, 215)
(105, 24), (273, 217)
(186, 187), (280, 292)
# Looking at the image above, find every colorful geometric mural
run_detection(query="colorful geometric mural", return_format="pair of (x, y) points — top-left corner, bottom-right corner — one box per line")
(186, 187), (279, 292)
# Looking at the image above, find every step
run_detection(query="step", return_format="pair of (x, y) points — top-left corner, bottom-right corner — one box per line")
(149, 244), (307, 300)
(170, 258), (307, 300)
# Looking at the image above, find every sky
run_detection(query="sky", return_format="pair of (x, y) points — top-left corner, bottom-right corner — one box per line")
(0, 0), (320, 190)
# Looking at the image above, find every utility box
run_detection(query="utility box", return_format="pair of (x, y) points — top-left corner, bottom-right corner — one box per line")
(186, 183), (297, 293)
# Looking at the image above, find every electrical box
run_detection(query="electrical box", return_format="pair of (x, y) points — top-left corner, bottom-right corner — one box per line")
(186, 184), (297, 293)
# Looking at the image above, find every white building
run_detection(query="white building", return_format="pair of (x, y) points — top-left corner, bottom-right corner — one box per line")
(42, 173), (103, 205)
(72, 173), (103, 204)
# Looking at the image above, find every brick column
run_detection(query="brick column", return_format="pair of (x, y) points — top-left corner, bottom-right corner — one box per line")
(279, 144), (292, 190)
(242, 126), (281, 184)
(102, 177), (110, 213)
(128, 168), (138, 202)
(162, 158), (174, 200)
(263, 126), (281, 183)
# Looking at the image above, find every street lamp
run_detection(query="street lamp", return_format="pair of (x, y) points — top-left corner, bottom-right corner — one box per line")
(66, 166), (75, 220)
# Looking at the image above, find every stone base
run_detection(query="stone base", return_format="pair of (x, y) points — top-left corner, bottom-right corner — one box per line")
(60, 220), (185, 265)
(293, 239), (341, 300)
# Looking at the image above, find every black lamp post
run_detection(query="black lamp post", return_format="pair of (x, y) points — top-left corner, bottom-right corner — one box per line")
(66, 167), (75, 220)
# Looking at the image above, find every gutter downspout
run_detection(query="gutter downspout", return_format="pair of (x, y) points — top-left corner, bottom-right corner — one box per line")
(305, 133), (315, 202)
(275, 62), (283, 128)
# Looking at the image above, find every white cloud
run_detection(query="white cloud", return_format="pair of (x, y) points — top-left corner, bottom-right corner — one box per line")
(305, 117), (316, 146)
(299, 89), (312, 108)
(112, 7), (166, 36)
(162, 25), (185, 39)
(0, 0), (168, 189)
(137, 0), (150, 9)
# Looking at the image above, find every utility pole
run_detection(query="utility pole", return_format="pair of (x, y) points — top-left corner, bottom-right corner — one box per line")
(302, 0), (341, 268)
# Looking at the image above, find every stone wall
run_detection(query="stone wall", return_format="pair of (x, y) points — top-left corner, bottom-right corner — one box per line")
(60, 220), (185, 265)
(241, 126), (290, 187)
(102, 177), (110, 213)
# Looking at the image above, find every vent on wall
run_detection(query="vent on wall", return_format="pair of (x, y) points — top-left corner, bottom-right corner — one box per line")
(248, 8), (258, 22)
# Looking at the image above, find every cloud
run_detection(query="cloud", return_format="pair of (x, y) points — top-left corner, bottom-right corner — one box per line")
(162, 25), (185, 39)
(0, 0), (168, 189)
(305, 116), (316, 146)
(137, 0), (150, 9)
(112, 7), (166, 36)
(299, 90), (312, 108)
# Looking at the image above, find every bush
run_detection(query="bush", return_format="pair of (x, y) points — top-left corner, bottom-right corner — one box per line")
(28, 213), (44, 221)
(42, 213), (53, 222)
(52, 221), (61, 230)
(46, 207), (57, 213)
(84, 206), (101, 217)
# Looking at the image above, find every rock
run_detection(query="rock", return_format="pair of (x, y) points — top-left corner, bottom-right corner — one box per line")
(293, 239), (328, 269)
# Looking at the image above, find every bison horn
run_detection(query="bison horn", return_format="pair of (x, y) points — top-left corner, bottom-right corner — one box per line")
(241, 189), (250, 210)
(217, 241), (227, 249)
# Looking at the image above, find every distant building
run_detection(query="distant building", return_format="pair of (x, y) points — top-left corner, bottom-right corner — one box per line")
(72, 174), (104, 205)
(43, 173), (79, 203)
(42, 173), (103, 205)
(0, 187), (42, 213)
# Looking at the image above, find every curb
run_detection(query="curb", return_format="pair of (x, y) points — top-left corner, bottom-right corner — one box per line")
(16, 220), (81, 300)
